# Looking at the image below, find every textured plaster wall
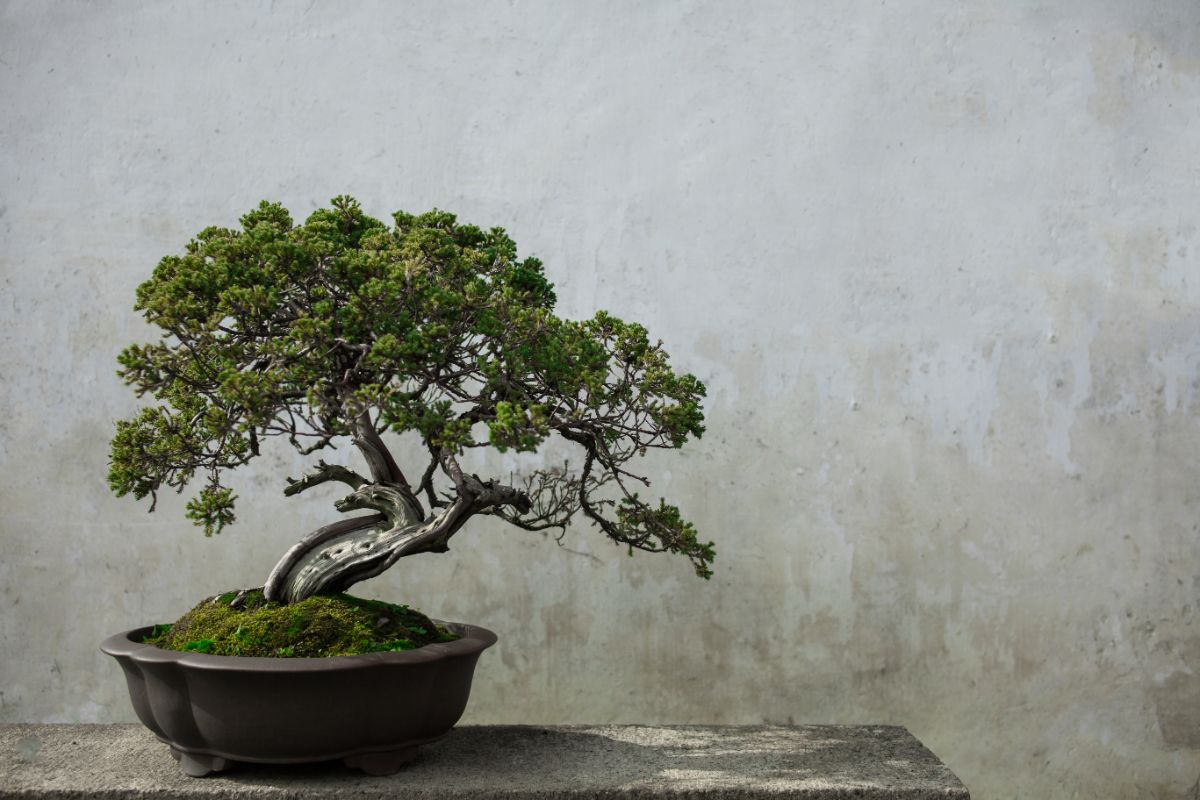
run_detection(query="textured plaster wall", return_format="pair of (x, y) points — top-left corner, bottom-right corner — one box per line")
(1, 2), (1199, 797)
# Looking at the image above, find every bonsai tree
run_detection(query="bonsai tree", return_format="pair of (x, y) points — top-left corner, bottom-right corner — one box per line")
(109, 197), (713, 606)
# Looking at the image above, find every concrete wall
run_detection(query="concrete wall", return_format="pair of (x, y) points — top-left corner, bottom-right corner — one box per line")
(2, 1), (1198, 797)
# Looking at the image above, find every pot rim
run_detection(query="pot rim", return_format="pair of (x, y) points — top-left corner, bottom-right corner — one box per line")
(100, 620), (497, 672)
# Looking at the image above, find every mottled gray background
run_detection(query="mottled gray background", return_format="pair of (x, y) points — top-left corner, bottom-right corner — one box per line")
(2, 2), (1198, 798)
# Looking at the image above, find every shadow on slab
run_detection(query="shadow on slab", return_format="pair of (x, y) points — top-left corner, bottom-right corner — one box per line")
(194, 725), (961, 794)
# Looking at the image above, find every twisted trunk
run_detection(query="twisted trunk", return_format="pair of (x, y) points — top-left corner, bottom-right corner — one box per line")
(264, 475), (529, 604)
(262, 426), (530, 604)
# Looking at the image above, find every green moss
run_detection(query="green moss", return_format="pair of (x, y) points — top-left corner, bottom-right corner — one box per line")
(142, 590), (459, 657)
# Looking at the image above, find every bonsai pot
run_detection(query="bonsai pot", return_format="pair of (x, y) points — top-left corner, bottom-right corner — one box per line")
(101, 621), (496, 777)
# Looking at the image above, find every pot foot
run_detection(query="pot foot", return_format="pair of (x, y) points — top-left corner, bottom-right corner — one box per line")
(343, 746), (419, 775)
(170, 748), (233, 777)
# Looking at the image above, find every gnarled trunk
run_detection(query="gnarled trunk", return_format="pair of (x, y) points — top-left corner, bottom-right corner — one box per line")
(262, 443), (530, 604)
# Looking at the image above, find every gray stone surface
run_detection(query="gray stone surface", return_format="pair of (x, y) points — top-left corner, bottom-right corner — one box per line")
(0, 724), (968, 799)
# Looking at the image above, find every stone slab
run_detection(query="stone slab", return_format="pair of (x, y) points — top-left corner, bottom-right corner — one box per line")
(0, 724), (969, 799)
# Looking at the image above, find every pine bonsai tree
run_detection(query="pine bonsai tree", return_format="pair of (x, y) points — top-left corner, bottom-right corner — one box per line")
(109, 197), (713, 605)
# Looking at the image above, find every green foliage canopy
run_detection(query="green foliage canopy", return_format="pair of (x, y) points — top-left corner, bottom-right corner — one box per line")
(109, 197), (713, 577)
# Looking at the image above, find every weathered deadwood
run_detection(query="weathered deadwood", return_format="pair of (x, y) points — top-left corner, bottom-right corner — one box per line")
(283, 460), (369, 497)
(263, 473), (530, 605)
(262, 514), (387, 603)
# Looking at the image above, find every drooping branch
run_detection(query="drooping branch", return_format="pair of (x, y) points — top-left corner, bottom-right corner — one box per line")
(551, 427), (714, 577)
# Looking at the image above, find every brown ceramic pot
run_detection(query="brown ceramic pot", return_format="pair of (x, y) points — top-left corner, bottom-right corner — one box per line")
(100, 621), (496, 777)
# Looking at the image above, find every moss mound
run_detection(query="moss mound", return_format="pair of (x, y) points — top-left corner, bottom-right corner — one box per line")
(143, 590), (459, 658)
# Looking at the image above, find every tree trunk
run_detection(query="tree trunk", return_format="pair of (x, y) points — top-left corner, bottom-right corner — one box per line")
(262, 472), (530, 604)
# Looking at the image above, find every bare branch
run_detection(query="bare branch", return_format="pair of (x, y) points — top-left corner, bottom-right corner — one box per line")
(283, 460), (369, 497)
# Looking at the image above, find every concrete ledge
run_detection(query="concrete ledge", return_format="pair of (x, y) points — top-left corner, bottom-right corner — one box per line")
(0, 724), (969, 799)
